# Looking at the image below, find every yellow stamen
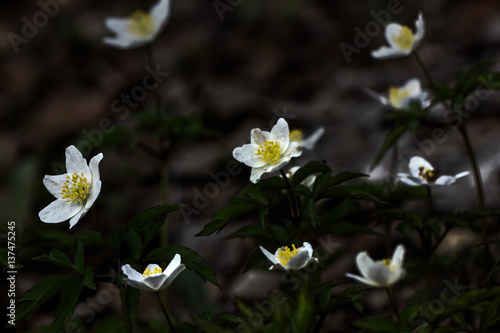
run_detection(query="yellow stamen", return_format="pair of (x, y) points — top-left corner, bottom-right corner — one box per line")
(255, 140), (281, 165)
(60, 172), (90, 204)
(127, 10), (154, 37)
(142, 266), (162, 278)
(277, 244), (299, 266)
(418, 166), (439, 182)
(289, 129), (303, 145)
(381, 258), (396, 273)
(392, 26), (415, 50)
(388, 86), (410, 108)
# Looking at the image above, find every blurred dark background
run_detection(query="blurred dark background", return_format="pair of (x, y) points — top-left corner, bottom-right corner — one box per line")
(2, 0), (500, 331)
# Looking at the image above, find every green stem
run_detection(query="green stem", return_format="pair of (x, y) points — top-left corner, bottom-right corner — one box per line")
(426, 186), (433, 215)
(412, 51), (435, 89)
(312, 313), (327, 333)
(155, 292), (176, 332)
(280, 169), (302, 242)
(385, 287), (400, 320)
(120, 288), (133, 333)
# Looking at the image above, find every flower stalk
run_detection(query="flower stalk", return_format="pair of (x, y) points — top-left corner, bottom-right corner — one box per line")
(155, 292), (176, 332)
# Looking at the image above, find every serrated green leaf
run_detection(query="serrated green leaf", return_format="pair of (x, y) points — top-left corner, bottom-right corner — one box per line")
(52, 277), (84, 332)
(16, 276), (73, 323)
(125, 227), (142, 262)
(125, 286), (140, 322)
(370, 125), (407, 170)
(143, 246), (221, 288)
(33, 249), (74, 271)
(83, 267), (96, 290)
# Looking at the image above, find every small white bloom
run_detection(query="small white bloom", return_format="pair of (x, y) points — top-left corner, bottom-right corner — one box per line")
(289, 127), (324, 150)
(366, 78), (430, 109)
(233, 118), (302, 183)
(371, 13), (425, 59)
(397, 156), (470, 187)
(103, 0), (170, 49)
(285, 166), (316, 189)
(39, 145), (103, 229)
(260, 242), (318, 271)
(121, 254), (185, 292)
(346, 244), (406, 287)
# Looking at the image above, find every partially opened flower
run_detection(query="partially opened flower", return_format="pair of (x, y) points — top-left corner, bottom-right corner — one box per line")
(103, 0), (170, 49)
(233, 118), (302, 183)
(260, 242), (318, 271)
(366, 78), (430, 109)
(285, 166), (316, 189)
(371, 13), (424, 59)
(289, 127), (324, 150)
(39, 145), (103, 229)
(397, 156), (470, 187)
(122, 254), (185, 292)
(346, 244), (406, 287)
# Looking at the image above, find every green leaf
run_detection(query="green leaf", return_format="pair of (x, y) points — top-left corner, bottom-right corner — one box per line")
(33, 249), (74, 271)
(354, 316), (397, 332)
(320, 186), (384, 203)
(370, 125), (407, 170)
(83, 267), (96, 290)
(73, 237), (84, 274)
(326, 222), (381, 236)
(325, 171), (369, 188)
(125, 227), (142, 262)
(125, 286), (140, 322)
(78, 231), (105, 247)
(479, 296), (500, 330)
(290, 161), (331, 188)
(481, 260), (500, 285)
(16, 276), (73, 322)
(143, 246), (221, 288)
(52, 277), (84, 332)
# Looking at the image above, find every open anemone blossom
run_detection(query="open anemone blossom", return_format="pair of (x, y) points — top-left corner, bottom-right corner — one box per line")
(346, 244), (406, 287)
(371, 13), (424, 59)
(366, 78), (430, 110)
(260, 242), (318, 271)
(39, 145), (102, 229)
(233, 118), (302, 183)
(397, 156), (470, 187)
(122, 254), (185, 292)
(103, 0), (170, 49)
(289, 127), (324, 150)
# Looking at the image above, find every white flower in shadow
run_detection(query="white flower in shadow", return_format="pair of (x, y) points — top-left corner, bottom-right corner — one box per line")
(260, 242), (318, 271)
(397, 156), (470, 187)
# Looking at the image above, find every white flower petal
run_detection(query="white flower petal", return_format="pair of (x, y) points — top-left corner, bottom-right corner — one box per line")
(301, 127), (324, 150)
(366, 262), (393, 286)
(39, 199), (83, 223)
(144, 274), (169, 291)
(345, 273), (378, 287)
(404, 79), (422, 96)
(160, 263), (186, 288)
(250, 166), (267, 183)
(455, 171), (470, 179)
(69, 208), (87, 229)
(103, 37), (142, 49)
(260, 246), (280, 265)
(233, 144), (267, 168)
(433, 175), (456, 186)
(413, 12), (425, 47)
(89, 153), (103, 186)
(391, 244), (405, 266)
(150, 0), (170, 34)
(354, 252), (376, 278)
(250, 128), (268, 145)
(363, 88), (389, 105)
(409, 156), (433, 178)
(385, 23), (405, 49)
(371, 46), (409, 59)
(397, 175), (426, 187)
(43, 174), (68, 198)
(163, 254), (182, 276)
(124, 278), (152, 291)
(104, 17), (132, 36)
(66, 145), (91, 178)
(122, 264), (144, 282)
(286, 250), (312, 270)
(270, 118), (290, 153)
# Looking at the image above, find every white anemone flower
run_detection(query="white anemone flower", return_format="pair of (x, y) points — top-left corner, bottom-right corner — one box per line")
(289, 127), (324, 150)
(397, 156), (470, 187)
(285, 166), (316, 189)
(121, 254), (185, 292)
(233, 118), (302, 183)
(371, 13), (425, 59)
(260, 242), (318, 271)
(103, 0), (170, 49)
(366, 78), (430, 109)
(346, 244), (406, 287)
(39, 145), (103, 229)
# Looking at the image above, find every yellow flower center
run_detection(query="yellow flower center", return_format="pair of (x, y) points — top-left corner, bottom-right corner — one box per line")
(255, 140), (282, 165)
(381, 258), (396, 273)
(289, 129), (303, 145)
(142, 267), (162, 278)
(127, 10), (154, 37)
(418, 166), (439, 182)
(61, 172), (90, 204)
(277, 244), (299, 266)
(388, 86), (410, 108)
(392, 26), (415, 50)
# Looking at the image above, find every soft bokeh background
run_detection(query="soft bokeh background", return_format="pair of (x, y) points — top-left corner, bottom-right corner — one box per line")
(2, 0), (500, 331)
